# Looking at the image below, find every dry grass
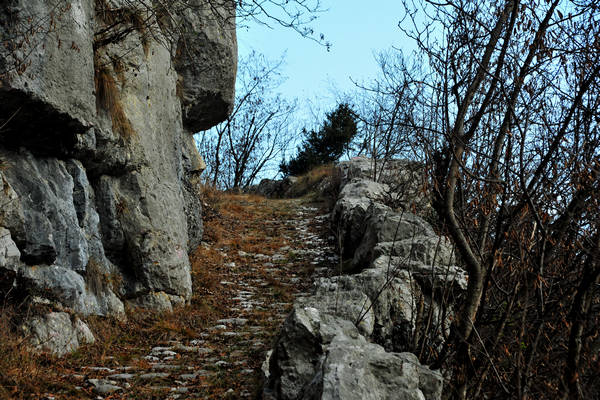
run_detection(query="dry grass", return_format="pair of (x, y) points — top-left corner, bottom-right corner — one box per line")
(201, 186), (291, 254)
(84, 257), (108, 296)
(94, 63), (136, 140)
(0, 299), (221, 398)
(176, 76), (185, 100)
(285, 164), (341, 210)
(0, 306), (73, 399)
(304, 164), (337, 181)
(111, 57), (126, 86)
(127, 11), (151, 57)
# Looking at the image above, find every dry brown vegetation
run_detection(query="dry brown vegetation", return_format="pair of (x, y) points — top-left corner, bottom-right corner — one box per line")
(94, 61), (136, 140)
(285, 164), (338, 198)
(270, 164), (341, 213)
(0, 305), (65, 399)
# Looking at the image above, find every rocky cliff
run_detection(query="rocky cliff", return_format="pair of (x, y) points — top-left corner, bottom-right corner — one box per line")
(264, 157), (467, 399)
(0, 0), (236, 354)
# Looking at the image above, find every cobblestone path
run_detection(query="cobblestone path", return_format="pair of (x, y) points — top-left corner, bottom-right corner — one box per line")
(55, 196), (336, 399)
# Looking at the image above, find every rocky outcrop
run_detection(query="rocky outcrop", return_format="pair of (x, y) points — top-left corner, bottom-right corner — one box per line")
(264, 304), (443, 400)
(264, 157), (464, 399)
(174, 0), (237, 132)
(338, 156), (431, 214)
(0, 0), (236, 354)
(250, 177), (299, 198)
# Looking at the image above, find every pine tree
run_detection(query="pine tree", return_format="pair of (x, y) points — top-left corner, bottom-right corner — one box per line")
(280, 103), (357, 176)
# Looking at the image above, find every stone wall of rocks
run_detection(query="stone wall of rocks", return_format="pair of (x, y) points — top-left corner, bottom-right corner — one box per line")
(0, 0), (236, 353)
(264, 157), (468, 399)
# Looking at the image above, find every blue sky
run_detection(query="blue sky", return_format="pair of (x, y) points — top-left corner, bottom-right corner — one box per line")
(237, 0), (412, 120)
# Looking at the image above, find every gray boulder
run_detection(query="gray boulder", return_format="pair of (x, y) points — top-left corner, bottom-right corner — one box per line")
(250, 177), (298, 198)
(331, 196), (371, 260)
(338, 157), (430, 213)
(182, 134), (206, 252)
(353, 261), (419, 351)
(19, 265), (124, 317)
(304, 281), (375, 337)
(331, 181), (394, 261)
(0, 227), (20, 271)
(405, 260), (468, 296)
(353, 205), (435, 270)
(338, 179), (390, 202)
(265, 306), (362, 400)
(21, 312), (95, 356)
(265, 304), (442, 400)
(368, 256), (467, 299)
(130, 291), (186, 313)
(264, 158), (452, 399)
(372, 235), (456, 267)
(338, 157), (379, 185)
(338, 157), (422, 187)
(315, 259), (419, 352)
(309, 334), (442, 400)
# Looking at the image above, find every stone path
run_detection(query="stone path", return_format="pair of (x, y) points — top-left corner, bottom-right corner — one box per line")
(57, 198), (337, 399)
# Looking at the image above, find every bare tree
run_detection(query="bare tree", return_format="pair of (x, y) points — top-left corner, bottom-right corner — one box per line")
(350, 51), (428, 181)
(371, 0), (600, 398)
(197, 50), (295, 189)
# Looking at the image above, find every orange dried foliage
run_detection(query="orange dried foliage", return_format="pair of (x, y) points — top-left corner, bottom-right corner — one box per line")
(0, 306), (73, 398)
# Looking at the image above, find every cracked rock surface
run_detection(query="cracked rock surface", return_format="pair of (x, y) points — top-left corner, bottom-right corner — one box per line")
(263, 158), (463, 400)
(0, 0), (237, 354)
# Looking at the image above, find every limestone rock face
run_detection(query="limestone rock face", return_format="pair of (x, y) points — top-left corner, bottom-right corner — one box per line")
(0, 0), (96, 154)
(182, 134), (206, 252)
(175, 0), (238, 132)
(0, 0), (236, 354)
